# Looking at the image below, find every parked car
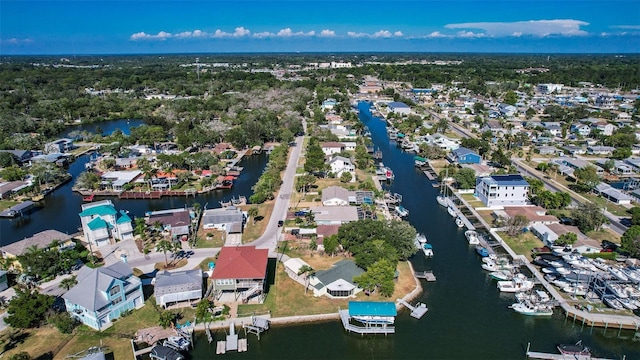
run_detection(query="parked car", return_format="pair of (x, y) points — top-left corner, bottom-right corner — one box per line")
(277, 220), (284, 227)
(601, 240), (619, 251)
(620, 218), (632, 227)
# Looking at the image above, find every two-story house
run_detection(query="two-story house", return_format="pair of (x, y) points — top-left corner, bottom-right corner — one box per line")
(79, 200), (134, 248)
(475, 174), (530, 207)
(570, 123), (591, 137)
(63, 261), (144, 330)
(44, 138), (75, 154)
(321, 142), (345, 156)
(211, 246), (268, 303)
(328, 156), (356, 182)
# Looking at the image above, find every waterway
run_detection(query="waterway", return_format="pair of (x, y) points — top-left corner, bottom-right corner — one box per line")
(0, 119), (268, 246)
(188, 102), (640, 359)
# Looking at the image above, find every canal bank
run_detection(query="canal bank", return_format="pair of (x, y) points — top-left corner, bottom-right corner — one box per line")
(186, 102), (640, 359)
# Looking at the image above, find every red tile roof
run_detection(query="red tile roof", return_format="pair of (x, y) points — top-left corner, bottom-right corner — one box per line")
(211, 246), (268, 280)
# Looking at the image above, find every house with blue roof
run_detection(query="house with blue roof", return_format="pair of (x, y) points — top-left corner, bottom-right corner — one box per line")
(475, 174), (530, 207)
(79, 200), (134, 248)
(63, 261), (144, 330)
(448, 147), (482, 164)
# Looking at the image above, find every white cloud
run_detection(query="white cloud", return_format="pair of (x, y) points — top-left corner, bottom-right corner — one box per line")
(252, 31), (274, 39)
(275, 28), (315, 37)
(211, 27), (251, 38)
(373, 30), (392, 38)
(319, 29), (336, 37)
(456, 31), (486, 38)
(425, 31), (448, 38)
(347, 31), (367, 38)
(445, 19), (589, 37)
(611, 25), (640, 30)
(175, 30), (208, 38)
(393, 31), (403, 37)
(348, 30), (403, 38)
(130, 31), (172, 40)
(0, 38), (33, 44)
(233, 27), (251, 37)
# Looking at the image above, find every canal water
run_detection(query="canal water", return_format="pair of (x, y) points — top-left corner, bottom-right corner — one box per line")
(188, 103), (640, 359)
(0, 119), (268, 246)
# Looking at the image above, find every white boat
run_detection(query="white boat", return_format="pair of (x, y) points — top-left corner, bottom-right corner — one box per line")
(603, 297), (624, 310)
(562, 284), (588, 296)
(618, 297), (637, 310)
(422, 242), (434, 257)
(552, 279), (571, 289)
(555, 267), (571, 275)
(164, 335), (191, 351)
(482, 258), (512, 272)
(415, 233), (427, 244)
(455, 217), (465, 228)
(436, 195), (448, 207)
(352, 315), (395, 325)
(465, 230), (480, 245)
(621, 268), (640, 283)
(591, 258), (610, 271)
(490, 270), (513, 281)
(497, 274), (534, 293)
(626, 285), (640, 298)
(396, 205), (409, 217)
(607, 283), (629, 298)
(516, 290), (551, 303)
(447, 205), (457, 217)
(610, 267), (629, 282)
(510, 301), (554, 316)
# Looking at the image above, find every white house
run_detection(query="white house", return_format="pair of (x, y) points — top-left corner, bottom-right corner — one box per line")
(321, 142), (345, 156)
(79, 200), (134, 248)
(530, 223), (559, 246)
(311, 206), (359, 225)
(475, 174), (530, 208)
(201, 207), (244, 233)
(571, 124), (591, 137)
(387, 102), (411, 115)
(321, 186), (350, 206)
(591, 122), (617, 136)
(341, 142), (357, 151)
(328, 156), (356, 182)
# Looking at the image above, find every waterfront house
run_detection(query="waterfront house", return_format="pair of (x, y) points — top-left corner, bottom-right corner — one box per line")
(0, 229), (75, 269)
(309, 259), (364, 298)
(100, 170), (142, 191)
(322, 186), (350, 206)
(0, 150), (33, 164)
(201, 207), (244, 234)
(530, 223), (560, 246)
(283, 258), (313, 285)
(79, 200), (134, 248)
(475, 174), (530, 208)
(44, 138), (75, 154)
(210, 246), (268, 302)
(321, 142), (346, 156)
(328, 156), (356, 182)
(311, 206), (359, 225)
(154, 269), (203, 308)
(146, 208), (192, 240)
(387, 102), (411, 115)
(448, 147), (482, 164)
(0, 181), (28, 199)
(494, 206), (558, 226)
(63, 261), (144, 331)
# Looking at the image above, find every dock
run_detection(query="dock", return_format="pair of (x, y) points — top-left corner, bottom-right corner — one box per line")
(396, 299), (429, 319)
(414, 271), (437, 282)
(216, 322), (248, 354)
(525, 343), (615, 360)
(0, 200), (34, 218)
(338, 309), (395, 335)
(445, 197), (476, 231)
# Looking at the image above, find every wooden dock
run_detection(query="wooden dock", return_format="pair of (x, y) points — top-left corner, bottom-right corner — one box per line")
(525, 343), (615, 360)
(396, 299), (429, 319)
(414, 271), (437, 282)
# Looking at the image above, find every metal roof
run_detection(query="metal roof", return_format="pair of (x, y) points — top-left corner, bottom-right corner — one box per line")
(348, 301), (397, 317)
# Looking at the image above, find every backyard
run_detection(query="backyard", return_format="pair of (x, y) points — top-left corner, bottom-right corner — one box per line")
(497, 231), (544, 260)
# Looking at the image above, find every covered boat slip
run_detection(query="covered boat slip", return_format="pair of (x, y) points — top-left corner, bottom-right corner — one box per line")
(339, 301), (397, 335)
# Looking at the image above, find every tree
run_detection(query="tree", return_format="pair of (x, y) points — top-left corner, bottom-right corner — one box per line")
(8, 353), (32, 360)
(5, 288), (54, 329)
(297, 265), (315, 294)
(323, 235), (339, 256)
(195, 298), (216, 326)
(248, 206), (259, 225)
(572, 202), (607, 233)
(304, 139), (326, 174)
(156, 239), (173, 267)
(573, 165), (600, 192)
(339, 171), (352, 183)
(60, 275), (78, 291)
(453, 168), (476, 189)
(353, 258), (396, 297)
(436, 118), (449, 133)
(506, 214), (529, 236)
(0, 152), (18, 168)
(622, 225), (640, 258)
(555, 232), (577, 246)
(612, 147), (632, 160)
(158, 310), (176, 328)
(0, 165), (26, 181)
(504, 90), (517, 106)
(48, 311), (79, 334)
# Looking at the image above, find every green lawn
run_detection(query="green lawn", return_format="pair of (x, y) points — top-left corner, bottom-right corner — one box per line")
(498, 231), (544, 260)
(581, 193), (629, 217)
(0, 200), (19, 212)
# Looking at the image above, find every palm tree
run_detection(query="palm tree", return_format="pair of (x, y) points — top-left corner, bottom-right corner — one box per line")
(297, 265), (315, 294)
(248, 206), (259, 225)
(156, 239), (173, 267)
(60, 275), (77, 291)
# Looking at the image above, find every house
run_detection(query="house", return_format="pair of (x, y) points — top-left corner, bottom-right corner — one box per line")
(0, 229), (75, 268)
(587, 146), (616, 156)
(321, 186), (350, 206)
(591, 122), (616, 136)
(555, 157), (605, 175)
(321, 142), (345, 156)
(498, 103), (517, 117)
(593, 183), (633, 205)
(542, 122), (563, 137)
(494, 206), (559, 225)
(44, 138), (75, 154)
(210, 246), (268, 302)
(571, 124), (591, 137)
(321, 98), (337, 111)
(146, 208), (192, 240)
(79, 200), (134, 248)
(536, 146), (560, 156)
(448, 147), (481, 164)
(154, 269), (203, 308)
(100, 170), (142, 191)
(0, 181), (28, 199)
(63, 261), (144, 330)
(387, 102), (411, 115)
(201, 207), (244, 234)
(530, 223), (559, 246)
(562, 145), (587, 156)
(311, 206), (359, 225)
(283, 258), (313, 284)
(482, 120), (506, 136)
(342, 142), (357, 151)
(0, 150), (33, 164)
(537, 83), (563, 94)
(309, 259), (364, 298)
(475, 174), (530, 208)
(114, 157), (138, 170)
(328, 156), (356, 182)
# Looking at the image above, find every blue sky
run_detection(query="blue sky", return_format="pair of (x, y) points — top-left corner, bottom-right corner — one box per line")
(1, 0), (639, 55)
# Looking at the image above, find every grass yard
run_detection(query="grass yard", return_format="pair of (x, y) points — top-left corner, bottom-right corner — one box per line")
(586, 229), (621, 244)
(581, 194), (629, 217)
(0, 200), (19, 212)
(0, 328), (73, 360)
(498, 231), (544, 260)
(241, 202), (275, 243)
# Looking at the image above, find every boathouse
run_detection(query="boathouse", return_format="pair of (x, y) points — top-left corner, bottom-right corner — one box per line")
(339, 301), (397, 335)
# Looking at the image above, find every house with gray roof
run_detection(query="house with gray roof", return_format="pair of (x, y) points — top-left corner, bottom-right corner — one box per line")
(146, 208), (192, 240)
(79, 200), (134, 248)
(322, 186), (350, 206)
(63, 261), (144, 330)
(201, 206), (245, 234)
(310, 206), (359, 225)
(0, 230), (75, 268)
(309, 259), (364, 298)
(594, 182), (633, 205)
(154, 269), (203, 308)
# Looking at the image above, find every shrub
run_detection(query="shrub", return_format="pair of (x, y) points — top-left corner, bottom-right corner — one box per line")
(48, 312), (79, 334)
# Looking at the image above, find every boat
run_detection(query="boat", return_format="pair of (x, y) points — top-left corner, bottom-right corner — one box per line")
(436, 195), (448, 207)
(465, 230), (480, 245)
(557, 341), (591, 357)
(447, 205), (457, 217)
(436, 168), (450, 207)
(395, 205), (409, 217)
(618, 297), (638, 310)
(610, 267), (629, 282)
(163, 335), (190, 351)
(509, 300), (554, 316)
(82, 193), (95, 202)
(422, 243), (434, 257)
(490, 270), (513, 281)
(562, 284), (588, 296)
(516, 289), (551, 303)
(413, 155), (427, 167)
(352, 315), (395, 325)
(455, 217), (465, 228)
(603, 297), (624, 310)
(475, 245), (489, 257)
(414, 233), (427, 250)
(606, 283), (629, 298)
(497, 274), (534, 293)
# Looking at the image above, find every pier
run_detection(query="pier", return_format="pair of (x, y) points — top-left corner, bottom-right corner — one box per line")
(0, 200), (34, 218)
(414, 270), (437, 282)
(338, 309), (395, 335)
(525, 343), (616, 360)
(396, 299), (429, 319)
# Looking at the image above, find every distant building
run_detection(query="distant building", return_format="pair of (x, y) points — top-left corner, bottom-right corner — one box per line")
(44, 138), (75, 154)
(475, 174), (530, 207)
(63, 261), (144, 331)
(537, 83), (563, 94)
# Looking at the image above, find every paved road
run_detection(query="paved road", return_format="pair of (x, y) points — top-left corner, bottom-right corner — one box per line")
(250, 133), (306, 251)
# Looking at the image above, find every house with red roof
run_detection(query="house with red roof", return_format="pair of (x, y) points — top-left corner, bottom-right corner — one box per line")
(211, 246), (269, 303)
